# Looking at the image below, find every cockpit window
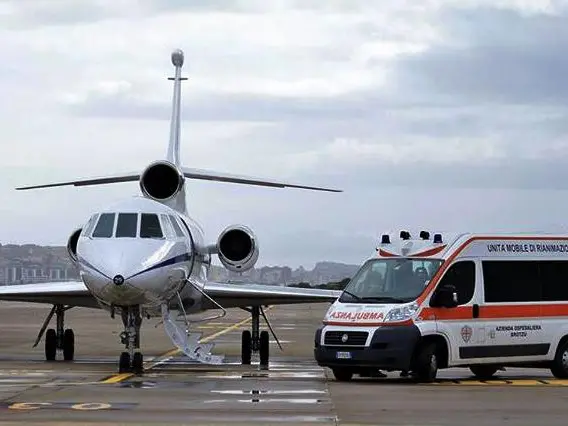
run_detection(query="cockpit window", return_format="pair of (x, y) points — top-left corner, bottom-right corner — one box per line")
(92, 213), (115, 238)
(116, 213), (138, 238)
(140, 213), (163, 238)
(168, 215), (185, 237)
(82, 214), (99, 237)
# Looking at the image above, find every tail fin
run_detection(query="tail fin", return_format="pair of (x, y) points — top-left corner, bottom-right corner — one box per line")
(15, 49), (342, 194)
(166, 49), (187, 167)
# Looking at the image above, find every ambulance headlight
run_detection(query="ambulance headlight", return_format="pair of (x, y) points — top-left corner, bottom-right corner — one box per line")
(384, 302), (419, 322)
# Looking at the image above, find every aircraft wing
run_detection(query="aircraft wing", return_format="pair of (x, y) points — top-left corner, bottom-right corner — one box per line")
(202, 281), (341, 309)
(0, 281), (100, 308)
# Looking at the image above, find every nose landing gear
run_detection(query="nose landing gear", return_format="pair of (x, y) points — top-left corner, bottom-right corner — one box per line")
(118, 305), (143, 374)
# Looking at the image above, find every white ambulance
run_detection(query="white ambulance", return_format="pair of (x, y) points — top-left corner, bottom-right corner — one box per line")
(314, 231), (568, 382)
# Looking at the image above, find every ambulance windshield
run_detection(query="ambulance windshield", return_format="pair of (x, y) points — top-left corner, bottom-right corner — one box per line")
(339, 258), (444, 303)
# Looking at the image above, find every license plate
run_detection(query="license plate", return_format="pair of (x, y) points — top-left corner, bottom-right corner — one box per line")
(336, 351), (351, 359)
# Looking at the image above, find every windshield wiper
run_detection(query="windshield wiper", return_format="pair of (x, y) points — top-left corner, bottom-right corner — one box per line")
(341, 290), (362, 301)
(360, 296), (409, 303)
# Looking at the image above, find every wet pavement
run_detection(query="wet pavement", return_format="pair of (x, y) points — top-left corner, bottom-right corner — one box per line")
(0, 302), (568, 425)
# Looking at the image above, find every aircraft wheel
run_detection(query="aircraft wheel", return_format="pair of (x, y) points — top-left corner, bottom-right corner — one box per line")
(241, 330), (252, 365)
(259, 330), (269, 366)
(63, 329), (75, 361)
(132, 352), (144, 374)
(118, 352), (131, 373)
(45, 328), (57, 361)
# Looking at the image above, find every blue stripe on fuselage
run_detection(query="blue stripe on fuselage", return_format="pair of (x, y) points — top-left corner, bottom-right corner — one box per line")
(127, 252), (192, 280)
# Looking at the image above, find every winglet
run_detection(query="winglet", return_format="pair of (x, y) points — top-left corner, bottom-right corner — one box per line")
(166, 49), (188, 168)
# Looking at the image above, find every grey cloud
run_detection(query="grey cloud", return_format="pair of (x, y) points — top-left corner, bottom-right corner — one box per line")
(391, 7), (568, 105)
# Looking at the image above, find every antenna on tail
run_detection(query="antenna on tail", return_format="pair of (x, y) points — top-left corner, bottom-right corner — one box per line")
(166, 49), (187, 167)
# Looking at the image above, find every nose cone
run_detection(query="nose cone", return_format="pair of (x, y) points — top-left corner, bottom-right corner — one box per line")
(77, 238), (174, 306)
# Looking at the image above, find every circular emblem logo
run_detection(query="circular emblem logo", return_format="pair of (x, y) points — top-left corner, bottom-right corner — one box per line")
(341, 333), (349, 343)
(113, 275), (125, 286)
(461, 325), (473, 343)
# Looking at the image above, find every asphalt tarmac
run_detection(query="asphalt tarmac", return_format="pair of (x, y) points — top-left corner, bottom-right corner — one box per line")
(0, 301), (567, 425)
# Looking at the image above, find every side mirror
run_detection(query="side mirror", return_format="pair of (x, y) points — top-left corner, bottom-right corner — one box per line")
(431, 286), (458, 308)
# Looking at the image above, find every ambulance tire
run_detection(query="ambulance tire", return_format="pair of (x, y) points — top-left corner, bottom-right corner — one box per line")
(469, 365), (498, 379)
(413, 342), (438, 383)
(550, 339), (568, 379)
(332, 368), (353, 382)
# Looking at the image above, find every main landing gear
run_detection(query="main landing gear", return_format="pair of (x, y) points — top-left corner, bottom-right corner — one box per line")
(240, 306), (282, 368)
(35, 304), (75, 361)
(118, 305), (143, 374)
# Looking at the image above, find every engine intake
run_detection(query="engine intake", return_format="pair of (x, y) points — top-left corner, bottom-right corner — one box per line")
(67, 228), (82, 263)
(216, 225), (259, 273)
(139, 160), (184, 201)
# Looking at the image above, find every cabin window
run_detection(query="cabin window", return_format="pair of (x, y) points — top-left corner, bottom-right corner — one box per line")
(116, 213), (138, 238)
(140, 213), (163, 238)
(168, 215), (185, 237)
(437, 261), (475, 305)
(92, 213), (115, 238)
(482, 260), (541, 302)
(537, 261), (568, 302)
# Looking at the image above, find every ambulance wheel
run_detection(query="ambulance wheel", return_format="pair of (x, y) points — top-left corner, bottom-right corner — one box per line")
(241, 330), (252, 365)
(413, 342), (438, 383)
(332, 368), (353, 382)
(469, 365), (498, 379)
(259, 331), (269, 366)
(551, 339), (568, 378)
(45, 328), (57, 361)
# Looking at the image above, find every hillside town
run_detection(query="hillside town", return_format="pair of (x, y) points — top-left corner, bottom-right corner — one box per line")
(0, 244), (358, 287)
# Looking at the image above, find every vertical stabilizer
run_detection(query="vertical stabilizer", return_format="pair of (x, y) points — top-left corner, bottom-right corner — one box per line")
(166, 49), (187, 167)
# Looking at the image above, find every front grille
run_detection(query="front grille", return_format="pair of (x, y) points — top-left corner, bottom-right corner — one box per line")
(324, 331), (368, 346)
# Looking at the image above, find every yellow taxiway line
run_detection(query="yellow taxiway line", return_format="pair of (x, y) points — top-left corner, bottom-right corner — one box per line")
(99, 307), (272, 384)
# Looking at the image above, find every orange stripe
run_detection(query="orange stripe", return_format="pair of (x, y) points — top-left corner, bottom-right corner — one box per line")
(410, 245), (447, 257)
(420, 303), (568, 320)
(378, 248), (398, 257)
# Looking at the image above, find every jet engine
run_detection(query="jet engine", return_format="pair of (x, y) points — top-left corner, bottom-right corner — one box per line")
(67, 228), (82, 263)
(139, 160), (185, 201)
(216, 225), (259, 273)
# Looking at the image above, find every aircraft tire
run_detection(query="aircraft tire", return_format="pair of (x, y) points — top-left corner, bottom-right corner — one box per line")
(63, 329), (74, 361)
(132, 352), (144, 374)
(241, 330), (252, 365)
(45, 329), (57, 361)
(118, 352), (131, 373)
(259, 330), (269, 366)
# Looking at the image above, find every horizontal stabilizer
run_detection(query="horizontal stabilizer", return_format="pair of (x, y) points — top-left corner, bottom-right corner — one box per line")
(15, 168), (341, 193)
(183, 167), (342, 192)
(15, 172), (141, 190)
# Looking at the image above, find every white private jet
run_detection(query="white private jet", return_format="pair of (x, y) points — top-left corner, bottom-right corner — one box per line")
(0, 49), (342, 374)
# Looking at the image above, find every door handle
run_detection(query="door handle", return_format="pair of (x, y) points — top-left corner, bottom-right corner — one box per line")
(472, 304), (479, 318)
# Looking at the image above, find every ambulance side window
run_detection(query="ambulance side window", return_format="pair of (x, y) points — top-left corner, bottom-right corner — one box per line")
(438, 261), (475, 305)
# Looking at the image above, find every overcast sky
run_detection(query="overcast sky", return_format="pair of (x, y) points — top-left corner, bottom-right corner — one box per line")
(1, 0), (568, 269)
